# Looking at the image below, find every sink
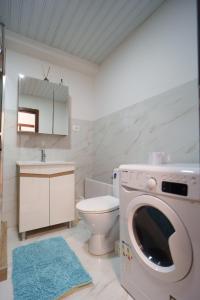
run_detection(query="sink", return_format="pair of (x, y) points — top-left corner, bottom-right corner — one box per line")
(16, 161), (75, 166)
(16, 161), (75, 175)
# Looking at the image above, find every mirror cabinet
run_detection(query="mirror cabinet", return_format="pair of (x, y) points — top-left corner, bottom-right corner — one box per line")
(18, 76), (69, 136)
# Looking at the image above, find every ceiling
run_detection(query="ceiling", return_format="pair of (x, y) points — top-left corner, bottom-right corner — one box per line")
(0, 0), (164, 64)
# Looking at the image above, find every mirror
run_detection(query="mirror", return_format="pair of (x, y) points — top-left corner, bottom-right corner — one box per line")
(53, 84), (69, 135)
(17, 76), (69, 135)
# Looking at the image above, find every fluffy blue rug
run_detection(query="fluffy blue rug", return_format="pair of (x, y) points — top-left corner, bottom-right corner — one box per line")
(12, 237), (92, 300)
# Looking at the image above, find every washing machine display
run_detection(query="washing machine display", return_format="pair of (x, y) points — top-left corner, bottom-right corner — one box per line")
(162, 181), (188, 196)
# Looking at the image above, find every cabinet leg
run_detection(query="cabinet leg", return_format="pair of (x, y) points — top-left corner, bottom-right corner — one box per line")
(68, 222), (72, 229)
(20, 232), (26, 241)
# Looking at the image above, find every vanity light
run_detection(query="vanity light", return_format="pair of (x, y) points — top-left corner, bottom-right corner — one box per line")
(19, 74), (25, 79)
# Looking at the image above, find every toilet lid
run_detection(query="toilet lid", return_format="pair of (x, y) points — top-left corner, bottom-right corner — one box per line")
(76, 196), (119, 213)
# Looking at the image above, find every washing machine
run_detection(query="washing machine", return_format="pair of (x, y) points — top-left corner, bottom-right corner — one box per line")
(119, 164), (200, 300)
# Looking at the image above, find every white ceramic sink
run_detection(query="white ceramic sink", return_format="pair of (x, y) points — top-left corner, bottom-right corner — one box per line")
(17, 161), (75, 175)
(16, 161), (75, 166)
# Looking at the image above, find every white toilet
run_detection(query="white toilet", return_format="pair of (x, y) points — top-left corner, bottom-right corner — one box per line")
(76, 169), (119, 255)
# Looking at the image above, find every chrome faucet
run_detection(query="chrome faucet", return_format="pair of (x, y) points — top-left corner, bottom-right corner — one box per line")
(41, 149), (46, 162)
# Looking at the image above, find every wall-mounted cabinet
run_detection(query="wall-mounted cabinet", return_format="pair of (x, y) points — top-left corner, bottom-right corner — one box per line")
(17, 162), (75, 239)
(17, 76), (69, 135)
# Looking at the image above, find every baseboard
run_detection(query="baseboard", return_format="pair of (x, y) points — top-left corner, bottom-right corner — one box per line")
(0, 221), (7, 281)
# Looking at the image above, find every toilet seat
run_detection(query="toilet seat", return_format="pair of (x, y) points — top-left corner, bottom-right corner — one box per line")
(76, 195), (119, 214)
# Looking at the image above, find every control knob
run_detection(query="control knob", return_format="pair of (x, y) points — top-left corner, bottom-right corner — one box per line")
(147, 178), (157, 190)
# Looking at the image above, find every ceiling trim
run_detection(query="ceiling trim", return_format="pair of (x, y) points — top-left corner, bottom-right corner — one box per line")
(5, 30), (99, 76)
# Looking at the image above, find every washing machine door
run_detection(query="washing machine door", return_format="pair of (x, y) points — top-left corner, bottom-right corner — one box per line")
(127, 195), (192, 282)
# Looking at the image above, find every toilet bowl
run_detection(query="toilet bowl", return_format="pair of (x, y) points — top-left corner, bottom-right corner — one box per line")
(76, 169), (119, 255)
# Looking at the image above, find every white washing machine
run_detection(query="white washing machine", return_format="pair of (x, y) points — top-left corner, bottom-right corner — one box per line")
(119, 164), (200, 300)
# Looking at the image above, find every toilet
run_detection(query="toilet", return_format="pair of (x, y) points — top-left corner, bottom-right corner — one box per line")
(76, 169), (119, 255)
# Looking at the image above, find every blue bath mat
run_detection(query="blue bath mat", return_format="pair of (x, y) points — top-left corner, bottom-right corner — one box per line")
(12, 237), (92, 300)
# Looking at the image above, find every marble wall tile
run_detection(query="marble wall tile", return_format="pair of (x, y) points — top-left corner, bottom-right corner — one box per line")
(93, 80), (199, 183)
(2, 110), (94, 227)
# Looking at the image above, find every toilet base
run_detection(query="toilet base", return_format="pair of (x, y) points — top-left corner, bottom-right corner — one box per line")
(88, 234), (114, 255)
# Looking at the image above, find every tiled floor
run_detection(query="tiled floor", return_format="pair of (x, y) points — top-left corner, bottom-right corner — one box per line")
(0, 221), (132, 300)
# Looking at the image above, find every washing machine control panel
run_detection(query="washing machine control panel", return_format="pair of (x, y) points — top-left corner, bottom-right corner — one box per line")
(120, 166), (200, 201)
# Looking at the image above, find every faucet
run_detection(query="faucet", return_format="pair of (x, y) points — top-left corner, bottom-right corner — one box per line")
(41, 149), (46, 162)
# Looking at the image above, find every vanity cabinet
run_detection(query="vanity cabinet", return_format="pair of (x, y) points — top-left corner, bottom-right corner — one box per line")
(19, 176), (49, 232)
(17, 162), (75, 238)
(50, 173), (74, 225)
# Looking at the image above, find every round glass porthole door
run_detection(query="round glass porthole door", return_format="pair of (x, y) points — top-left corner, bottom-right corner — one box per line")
(127, 195), (193, 282)
(134, 206), (175, 267)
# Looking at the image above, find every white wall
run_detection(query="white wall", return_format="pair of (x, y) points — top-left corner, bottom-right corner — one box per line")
(95, 0), (198, 119)
(5, 49), (95, 121)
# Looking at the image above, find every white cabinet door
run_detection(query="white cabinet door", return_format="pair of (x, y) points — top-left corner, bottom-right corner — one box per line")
(19, 177), (50, 232)
(49, 174), (75, 225)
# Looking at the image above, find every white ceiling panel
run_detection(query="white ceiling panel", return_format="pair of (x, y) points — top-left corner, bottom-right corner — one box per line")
(0, 0), (165, 64)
